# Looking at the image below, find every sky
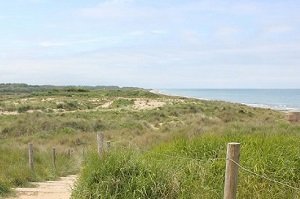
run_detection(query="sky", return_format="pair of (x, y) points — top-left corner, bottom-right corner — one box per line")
(0, 0), (300, 88)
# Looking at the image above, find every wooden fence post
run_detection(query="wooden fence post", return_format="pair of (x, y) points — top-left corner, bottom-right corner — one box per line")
(28, 143), (34, 171)
(97, 132), (104, 157)
(52, 147), (56, 169)
(67, 149), (71, 158)
(224, 142), (240, 199)
(107, 141), (111, 151)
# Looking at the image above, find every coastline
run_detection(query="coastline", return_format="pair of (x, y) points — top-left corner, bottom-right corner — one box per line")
(151, 89), (299, 112)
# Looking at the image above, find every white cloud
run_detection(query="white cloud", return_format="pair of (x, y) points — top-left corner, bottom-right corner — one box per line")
(128, 30), (145, 36)
(151, 30), (167, 35)
(264, 25), (293, 34)
(128, 30), (167, 36)
(2, 39), (300, 88)
(38, 37), (121, 48)
(1, 0), (300, 88)
(216, 27), (240, 36)
(0, 16), (5, 20)
(39, 41), (67, 47)
(79, 0), (152, 19)
(18, 0), (46, 3)
(180, 30), (202, 45)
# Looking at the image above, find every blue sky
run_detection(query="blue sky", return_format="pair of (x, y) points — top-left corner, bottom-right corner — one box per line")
(0, 0), (299, 88)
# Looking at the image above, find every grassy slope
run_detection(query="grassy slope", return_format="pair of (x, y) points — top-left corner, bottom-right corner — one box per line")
(1, 85), (299, 198)
(71, 94), (300, 198)
(0, 86), (159, 196)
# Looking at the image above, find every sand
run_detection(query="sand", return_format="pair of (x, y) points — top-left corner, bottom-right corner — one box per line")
(133, 99), (166, 110)
(7, 175), (77, 199)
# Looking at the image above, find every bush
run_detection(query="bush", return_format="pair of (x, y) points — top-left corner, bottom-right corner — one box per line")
(111, 99), (134, 108)
(56, 101), (80, 110)
(17, 105), (31, 113)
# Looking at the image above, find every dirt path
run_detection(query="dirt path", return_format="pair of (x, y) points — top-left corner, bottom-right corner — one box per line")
(8, 175), (77, 199)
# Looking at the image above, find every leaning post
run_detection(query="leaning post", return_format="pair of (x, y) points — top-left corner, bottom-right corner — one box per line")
(224, 142), (240, 199)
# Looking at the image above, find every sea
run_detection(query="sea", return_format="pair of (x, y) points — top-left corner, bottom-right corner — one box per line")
(158, 89), (300, 111)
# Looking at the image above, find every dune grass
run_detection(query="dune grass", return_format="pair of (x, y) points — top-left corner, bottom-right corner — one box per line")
(0, 143), (79, 197)
(72, 128), (300, 199)
(0, 86), (164, 196)
(1, 85), (299, 198)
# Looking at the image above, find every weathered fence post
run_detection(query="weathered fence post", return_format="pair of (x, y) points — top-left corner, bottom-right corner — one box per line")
(224, 142), (240, 199)
(52, 147), (56, 169)
(28, 143), (34, 171)
(107, 141), (111, 151)
(67, 149), (71, 158)
(97, 132), (104, 157)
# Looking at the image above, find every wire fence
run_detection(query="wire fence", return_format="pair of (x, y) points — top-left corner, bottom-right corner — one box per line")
(98, 134), (300, 197)
(148, 152), (300, 191)
(227, 158), (300, 191)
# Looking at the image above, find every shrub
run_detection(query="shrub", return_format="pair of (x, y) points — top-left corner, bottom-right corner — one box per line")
(111, 99), (134, 108)
(17, 105), (31, 113)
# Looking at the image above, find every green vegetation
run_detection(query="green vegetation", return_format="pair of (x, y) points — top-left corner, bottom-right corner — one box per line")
(0, 144), (78, 195)
(73, 124), (300, 198)
(0, 84), (299, 198)
(0, 85), (162, 196)
(110, 98), (134, 108)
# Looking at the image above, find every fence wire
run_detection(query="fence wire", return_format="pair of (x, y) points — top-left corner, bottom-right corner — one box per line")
(227, 158), (300, 191)
(147, 152), (300, 191)
(107, 141), (300, 192)
(150, 152), (225, 162)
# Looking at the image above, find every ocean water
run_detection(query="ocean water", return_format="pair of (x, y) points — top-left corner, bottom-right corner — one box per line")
(158, 89), (300, 111)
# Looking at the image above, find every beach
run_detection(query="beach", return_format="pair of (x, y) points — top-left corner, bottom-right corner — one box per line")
(154, 89), (300, 112)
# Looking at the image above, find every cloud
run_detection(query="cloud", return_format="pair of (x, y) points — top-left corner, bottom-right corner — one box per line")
(214, 26), (241, 43)
(37, 29), (169, 49)
(0, 16), (6, 20)
(1, 0), (300, 88)
(264, 25), (294, 34)
(128, 30), (167, 36)
(18, 0), (46, 3)
(128, 30), (145, 36)
(2, 38), (300, 88)
(79, 0), (152, 20)
(37, 37), (121, 48)
(151, 30), (167, 35)
(216, 27), (240, 36)
(39, 41), (67, 47)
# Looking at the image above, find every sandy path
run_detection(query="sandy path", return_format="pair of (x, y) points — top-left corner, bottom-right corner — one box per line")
(8, 175), (77, 199)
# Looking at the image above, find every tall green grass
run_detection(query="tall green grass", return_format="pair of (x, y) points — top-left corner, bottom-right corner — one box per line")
(73, 130), (300, 199)
(0, 144), (79, 196)
(72, 151), (178, 199)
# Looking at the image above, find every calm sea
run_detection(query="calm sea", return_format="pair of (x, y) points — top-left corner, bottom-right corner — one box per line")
(158, 89), (300, 111)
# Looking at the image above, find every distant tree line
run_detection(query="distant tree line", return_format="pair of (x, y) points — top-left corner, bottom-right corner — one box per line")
(0, 83), (143, 94)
